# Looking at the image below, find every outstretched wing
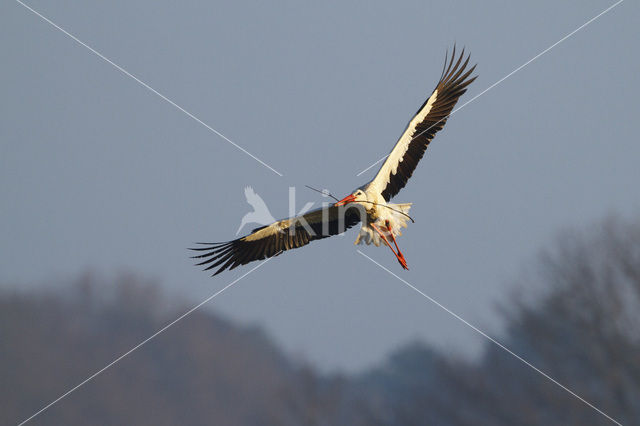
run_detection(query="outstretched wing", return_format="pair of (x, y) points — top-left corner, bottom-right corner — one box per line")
(369, 47), (477, 201)
(191, 205), (363, 276)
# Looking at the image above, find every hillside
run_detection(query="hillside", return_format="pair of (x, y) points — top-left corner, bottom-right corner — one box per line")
(3, 217), (639, 425)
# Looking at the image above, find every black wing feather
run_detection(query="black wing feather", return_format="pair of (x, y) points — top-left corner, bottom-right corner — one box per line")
(380, 47), (477, 201)
(191, 205), (363, 276)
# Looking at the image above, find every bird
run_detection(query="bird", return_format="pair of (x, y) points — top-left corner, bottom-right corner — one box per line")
(192, 47), (476, 276)
(235, 186), (277, 236)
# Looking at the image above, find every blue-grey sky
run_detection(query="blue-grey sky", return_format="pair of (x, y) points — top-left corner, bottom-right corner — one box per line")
(1, 0), (638, 372)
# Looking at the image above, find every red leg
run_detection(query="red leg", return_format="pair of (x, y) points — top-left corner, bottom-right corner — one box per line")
(385, 221), (408, 270)
(371, 223), (408, 270)
(370, 223), (396, 254)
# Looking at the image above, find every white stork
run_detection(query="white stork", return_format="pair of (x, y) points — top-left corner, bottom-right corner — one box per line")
(192, 47), (476, 275)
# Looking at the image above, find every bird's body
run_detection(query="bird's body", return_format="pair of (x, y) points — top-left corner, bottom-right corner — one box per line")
(192, 47), (476, 275)
(342, 184), (412, 247)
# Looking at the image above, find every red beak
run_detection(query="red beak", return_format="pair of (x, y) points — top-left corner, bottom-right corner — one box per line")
(335, 194), (356, 206)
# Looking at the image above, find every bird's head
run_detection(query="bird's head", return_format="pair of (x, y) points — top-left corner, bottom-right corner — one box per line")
(335, 189), (367, 206)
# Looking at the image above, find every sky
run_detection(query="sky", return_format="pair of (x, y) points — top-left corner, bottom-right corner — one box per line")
(1, 0), (639, 373)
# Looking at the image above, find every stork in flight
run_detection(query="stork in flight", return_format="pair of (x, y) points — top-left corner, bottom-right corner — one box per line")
(192, 47), (476, 276)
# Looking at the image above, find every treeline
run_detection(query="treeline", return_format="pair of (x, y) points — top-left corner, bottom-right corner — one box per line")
(2, 217), (639, 425)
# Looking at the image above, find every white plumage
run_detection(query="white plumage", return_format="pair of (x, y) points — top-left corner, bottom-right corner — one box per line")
(354, 202), (412, 246)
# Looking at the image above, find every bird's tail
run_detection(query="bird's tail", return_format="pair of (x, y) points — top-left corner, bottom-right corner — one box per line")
(389, 203), (412, 231)
(354, 203), (412, 246)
